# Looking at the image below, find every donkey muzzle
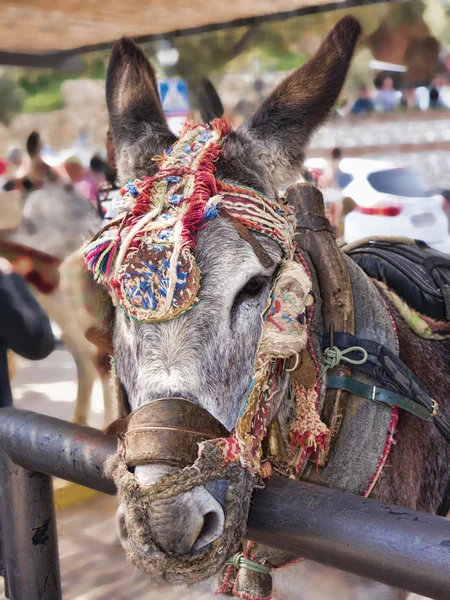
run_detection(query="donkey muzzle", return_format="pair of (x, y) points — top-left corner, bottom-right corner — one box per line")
(119, 397), (229, 468)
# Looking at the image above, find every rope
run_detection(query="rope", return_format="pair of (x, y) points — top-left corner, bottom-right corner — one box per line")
(318, 345), (368, 381)
(226, 552), (272, 574)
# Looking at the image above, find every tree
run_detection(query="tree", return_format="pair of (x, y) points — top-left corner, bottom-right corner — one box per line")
(0, 74), (25, 125)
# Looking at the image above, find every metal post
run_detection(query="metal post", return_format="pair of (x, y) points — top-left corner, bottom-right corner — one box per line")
(248, 477), (450, 600)
(1, 408), (450, 599)
(0, 408), (116, 493)
(0, 452), (60, 599)
(0, 408), (115, 600)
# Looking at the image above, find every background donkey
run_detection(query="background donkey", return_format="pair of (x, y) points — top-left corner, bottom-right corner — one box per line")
(0, 138), (114, 424)
(91, 16), (449, 600)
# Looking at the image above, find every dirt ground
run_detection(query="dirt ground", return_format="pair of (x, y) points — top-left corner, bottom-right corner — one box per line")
(0, 494), (214, 600)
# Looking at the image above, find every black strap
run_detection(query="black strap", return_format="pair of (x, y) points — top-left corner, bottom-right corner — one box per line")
(442, 285), (450, 321)
(423, 255), (450, 269)
(322, 332), (450, 443)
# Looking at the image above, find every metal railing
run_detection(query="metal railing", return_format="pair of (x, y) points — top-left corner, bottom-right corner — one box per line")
(0, 407), (449, 600)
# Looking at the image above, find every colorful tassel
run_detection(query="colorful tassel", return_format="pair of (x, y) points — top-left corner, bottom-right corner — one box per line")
(84, 235), (121, 285)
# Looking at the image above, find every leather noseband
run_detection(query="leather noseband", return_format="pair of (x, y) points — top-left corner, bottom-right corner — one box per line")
(118, 398), (228, 468)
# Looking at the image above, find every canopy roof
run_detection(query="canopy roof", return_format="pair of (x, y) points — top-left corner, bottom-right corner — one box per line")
(0, 0), (381, 66)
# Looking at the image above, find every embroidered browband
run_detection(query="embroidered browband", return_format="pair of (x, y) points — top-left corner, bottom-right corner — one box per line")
(84, 118), (295, 323)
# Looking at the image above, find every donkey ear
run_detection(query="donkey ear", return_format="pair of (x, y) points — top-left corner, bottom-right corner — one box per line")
(229, 17), (361, 190)
(106, 37), (176, 182)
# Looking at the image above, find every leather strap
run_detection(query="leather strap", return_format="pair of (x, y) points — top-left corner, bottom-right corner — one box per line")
(120, 398), (228, 468)
(221, 207), (275, 268)
(296, 214), (334, 233)
(321, 332), (450, 443)
(290, 183), (355, 468)
(327, 376), (434, 422)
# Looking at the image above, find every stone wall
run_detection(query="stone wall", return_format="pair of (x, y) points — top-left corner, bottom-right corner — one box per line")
(309, 112), (450, 152)
(307, 111), (450, 190)
(0, 79), (108, 155)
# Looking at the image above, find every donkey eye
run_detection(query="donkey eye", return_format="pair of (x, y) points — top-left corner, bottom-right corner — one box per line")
(231, 276), (270, 322)
(241, 277), (267, 296)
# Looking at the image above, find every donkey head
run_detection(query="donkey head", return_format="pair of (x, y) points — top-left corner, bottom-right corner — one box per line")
(106, 16), (360, 560)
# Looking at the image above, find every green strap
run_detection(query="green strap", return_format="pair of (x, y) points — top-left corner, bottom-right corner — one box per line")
(327, 376), (433, 422)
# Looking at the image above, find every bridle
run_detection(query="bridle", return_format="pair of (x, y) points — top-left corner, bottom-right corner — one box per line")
(116, 397), (228, 468)
(82, 119), (328, 590)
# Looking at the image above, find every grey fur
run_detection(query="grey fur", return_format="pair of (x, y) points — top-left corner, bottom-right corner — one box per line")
(114, 218), (282, 430)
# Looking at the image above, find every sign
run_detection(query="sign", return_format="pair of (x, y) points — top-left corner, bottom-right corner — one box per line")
(158, 78), (190, 117)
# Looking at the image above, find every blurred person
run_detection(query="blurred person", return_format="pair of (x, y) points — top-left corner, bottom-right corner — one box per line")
(429, 81), (439, 109)
(0, 159), (7, 188)
(350, 85), (374, 115)
(415, 86), (430, 111)
(400, 87), (419, 110)
(64, 155), (85, 185)
(429, 74), (450, 109)
(0, 256), (54, 408)
(78, 154), (107, 206)
(375, 75), (400, 111)
(26, 131), (59, 188)
(320, 147), (343, 188)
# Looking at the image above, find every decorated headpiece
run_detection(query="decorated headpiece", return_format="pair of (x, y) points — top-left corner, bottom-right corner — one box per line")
(84, 118), (295, 322)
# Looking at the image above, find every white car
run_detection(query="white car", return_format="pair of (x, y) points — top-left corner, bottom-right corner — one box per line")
(341, 158), (450, 254)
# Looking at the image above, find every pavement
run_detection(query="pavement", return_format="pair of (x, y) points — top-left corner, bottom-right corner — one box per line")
(0, 493), (214, 600)
(11, 347), (105, 429)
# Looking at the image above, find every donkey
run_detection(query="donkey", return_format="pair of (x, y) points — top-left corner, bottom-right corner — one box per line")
(0, 145), (114, 424)
(88, 16), (450, 600)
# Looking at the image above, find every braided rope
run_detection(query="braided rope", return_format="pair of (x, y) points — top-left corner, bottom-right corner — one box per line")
(227, 552), (271, 574)
(318, 345), (369, 381)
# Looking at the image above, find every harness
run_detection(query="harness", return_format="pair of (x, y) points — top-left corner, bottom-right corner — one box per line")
(83, 119), (448, 599)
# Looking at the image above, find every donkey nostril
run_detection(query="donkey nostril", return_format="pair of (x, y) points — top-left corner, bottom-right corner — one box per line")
(192, 510), (224, 552)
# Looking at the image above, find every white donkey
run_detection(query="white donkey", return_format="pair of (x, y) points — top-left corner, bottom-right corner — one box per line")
(1, 159), (114, 424)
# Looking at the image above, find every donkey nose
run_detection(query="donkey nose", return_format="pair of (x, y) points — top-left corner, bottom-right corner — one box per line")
(149, 486), (225, 554)
(115, 486), (225, 555)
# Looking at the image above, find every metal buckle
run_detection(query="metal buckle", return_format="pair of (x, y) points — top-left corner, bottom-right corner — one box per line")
(370, 385), (386, 407)
(253, 476), (266, 490)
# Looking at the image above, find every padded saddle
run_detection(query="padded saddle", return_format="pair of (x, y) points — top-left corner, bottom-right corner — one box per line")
(345, 239), (450, 322)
